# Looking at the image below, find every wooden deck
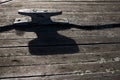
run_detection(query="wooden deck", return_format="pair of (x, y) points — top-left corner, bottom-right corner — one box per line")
(0, 0), (120, 80)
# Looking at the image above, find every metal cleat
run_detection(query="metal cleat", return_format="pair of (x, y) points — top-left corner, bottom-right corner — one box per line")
(17, 9), (68, 25)
(14, 17), (31, 24)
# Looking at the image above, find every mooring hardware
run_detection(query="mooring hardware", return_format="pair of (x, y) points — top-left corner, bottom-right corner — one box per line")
(15, 9), (69, 25)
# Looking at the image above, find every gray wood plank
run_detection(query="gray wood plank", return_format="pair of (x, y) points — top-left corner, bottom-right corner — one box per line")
(1, 72), (120, 80)
(0, 37), (120, 47)
(0, 27), (120, 47)
(0, 61), (120, 78)
(1, 13), (120, 21)
(0, 14), (120, 26)
(0, 51), (120, 67)
(1, 3), (120, 12)
(0, 19), (119, 26)
(1, 12), (120, 24)
(0, 44), (119, 56)
(10, 0), (120, 2)
(0, 23), (120, 33)
(0, 27), (120, 38)
(1, 2), (120, 14)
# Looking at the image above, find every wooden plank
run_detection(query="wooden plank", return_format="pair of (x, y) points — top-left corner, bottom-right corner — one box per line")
(1, 0), (120, 7)
(0, 51), (120, 67)
(1, 13), (119, 25)
(0, 19), (120, 26)
(0, 27), (120, 46)
(1, 11), (120, 15)
(0, 23), (120, 33)
(0, 44), (119, 56)
(3, 1), (120, 5)
(0, 61), (120, 78)
(0, 14), (120, 26)
(9, 0), (120, 2)
(1, 72), (120, 80)
(1, 3), (120, 12)
(1, 13), (120, 21)
(0, 19), (119, 26)
(1, 2), (120, 14)
(0, 28), (120, 39)
(0, 37), (119, 47)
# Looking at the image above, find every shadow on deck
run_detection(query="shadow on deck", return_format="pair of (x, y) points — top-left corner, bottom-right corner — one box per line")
(0, 22), (120, 55)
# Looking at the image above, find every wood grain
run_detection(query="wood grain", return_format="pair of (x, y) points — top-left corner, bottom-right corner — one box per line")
(0, 0), (120, 80)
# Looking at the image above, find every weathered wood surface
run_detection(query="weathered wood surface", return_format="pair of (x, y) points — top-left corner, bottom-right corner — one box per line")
(0, 44), (120, 56)
(1, 74), (120, 80)
(0, 0), (120, 80)
(0, 61), (120, 78)
(0, 1), (120, 25)
(0, 51), (120, 66)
